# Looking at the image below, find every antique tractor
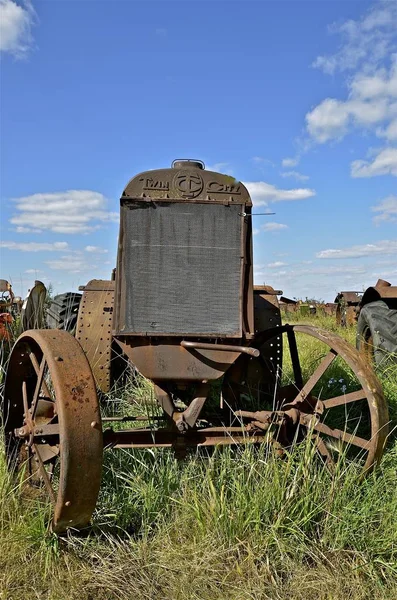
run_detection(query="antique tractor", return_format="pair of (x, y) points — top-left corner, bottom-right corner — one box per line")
(2, 160), (389, 534)
(355, 279), (397, 365)
(335, 282), (397, 365)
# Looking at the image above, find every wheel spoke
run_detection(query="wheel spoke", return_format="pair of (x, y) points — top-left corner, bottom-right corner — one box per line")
(304, 418), (371, 450)
(295, 350), (337, 402)
(323, 389), (366, 410)
(29, 352), (52, 400)
(287, 328), (303, 389)
(32, 444), (56, 504)
(31, 358), (46, 418)
(314, 436), (336, 472)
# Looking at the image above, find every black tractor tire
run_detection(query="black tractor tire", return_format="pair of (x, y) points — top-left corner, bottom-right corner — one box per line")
(356, 300), (397, 366)
(46, 292), (82, 335)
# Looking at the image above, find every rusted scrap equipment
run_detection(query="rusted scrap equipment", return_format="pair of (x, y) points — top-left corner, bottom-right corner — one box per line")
(356, 279), (397, 365)
(279, 296), (298, 313)
(0, 280), (23, 317)
(335, 291), (363, 327)
(323, 303), (338, 317)
(2, 160), (390, 534)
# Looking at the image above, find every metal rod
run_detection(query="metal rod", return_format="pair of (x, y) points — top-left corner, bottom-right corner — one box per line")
(101, 415), (163, 422)
(180, 340), (260, 357)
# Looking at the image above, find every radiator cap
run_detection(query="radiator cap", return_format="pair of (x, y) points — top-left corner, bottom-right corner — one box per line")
(172, 159), (205, 170)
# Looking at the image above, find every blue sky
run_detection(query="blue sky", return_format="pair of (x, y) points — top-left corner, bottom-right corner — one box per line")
(1, 0), (396, 302)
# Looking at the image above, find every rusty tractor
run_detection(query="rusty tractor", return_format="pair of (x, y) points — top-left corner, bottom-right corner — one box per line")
(355, 279), (397, 366)
(2, 160), (390, 534)
(335, 291), (363, 328)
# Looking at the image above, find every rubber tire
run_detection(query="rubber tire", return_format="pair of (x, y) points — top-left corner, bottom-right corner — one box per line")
(46, 292), (82, 334)
(356, 300), (397, 366)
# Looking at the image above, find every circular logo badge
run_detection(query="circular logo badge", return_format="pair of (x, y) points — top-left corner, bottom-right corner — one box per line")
(173, 170), (204, 199)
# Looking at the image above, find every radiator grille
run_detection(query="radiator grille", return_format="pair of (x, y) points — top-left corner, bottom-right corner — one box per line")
(119, 202), (242, 335)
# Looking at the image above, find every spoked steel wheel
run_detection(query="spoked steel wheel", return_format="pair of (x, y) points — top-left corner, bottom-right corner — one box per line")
(225, 325), (389, 475)
(2, 330), (103, 533)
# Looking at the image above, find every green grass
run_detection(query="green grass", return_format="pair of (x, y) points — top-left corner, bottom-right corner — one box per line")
(1, 315), (396, 600)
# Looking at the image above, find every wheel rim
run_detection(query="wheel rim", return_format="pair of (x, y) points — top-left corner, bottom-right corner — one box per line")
(2, 329), (103, 533)
(359, 326), (375, 364)
(225, 325), (389, 475)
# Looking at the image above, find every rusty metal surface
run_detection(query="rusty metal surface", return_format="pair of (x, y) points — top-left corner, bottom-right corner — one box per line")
(253, 285), (283, 296)
(360, 279), (397, 306)
(105, 323), (388, 474)
(3, 329), (103, 533)
(75, 279), (114, 393)
(335, 291), (363, 305)
(102, 426), (267, 449)
(335, 291), (363, 327)
(114, 337), (243, 381)
(122, 159), (252, 205)
(0, 312), (13, 341)
(21, 280), (47, 331)
(180, 340), (260, 357)
(323, 303), (338, 316)
(284, 325), (387, 473)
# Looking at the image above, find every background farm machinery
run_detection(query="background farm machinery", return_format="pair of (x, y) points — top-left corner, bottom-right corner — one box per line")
(0, 279), (47, 342)
(335, 280), (397, 365)
(1, 160), (390, 534)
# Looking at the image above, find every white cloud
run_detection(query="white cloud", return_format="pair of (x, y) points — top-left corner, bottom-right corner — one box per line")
(316, 240), (397, 259)
(0, 0), (35, 57)
(267, 261), (288, 267)
(306, 98), (350, 143)
(206, 162), (233, 175)
(0, 241), (69, 252)
(243, 181), (315, 205)
(14, 226), (42, 233)
(371, 194), (397, 224)
(306, 3), (397, 169)
(25, 268), (42, 273)
(46, 255), (91, 273)
(10, 190), (118, 234)
(312, 2), (397, 75)
(85, 245), (108, 253)
(280, 170), (309, 182)
(377, 118), (397, 141)
(282, 157), (299, 167)
(252, 157), (275, 167)
(261, 222), (288, 232)
(351, 147), (397, 177)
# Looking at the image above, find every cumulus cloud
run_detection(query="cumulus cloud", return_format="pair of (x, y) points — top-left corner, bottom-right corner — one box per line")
(312, 2), (397, 75)
(85, 245), (108, 253)
(280, 171), (309, 182)
(243, 181), (315, 205)
(371, 194), (397, 224)
(252, 156), (275, 167)
(351, 147), (397, 177)
(0, 0), (35, 57)
(305, 62), (397, 144)
(10, 190), (119, 234)
(206, 162), (233, 175)
(282, 157), (299, 168)
(316, 240), (397, 259)
(377, 118), (397, 141)
(261, 222), (288, 232)
(45, 255), (92, 273)
(305, 2), (397, 173)
(0, 241), (68, 252)
(267, 261), (288, 267)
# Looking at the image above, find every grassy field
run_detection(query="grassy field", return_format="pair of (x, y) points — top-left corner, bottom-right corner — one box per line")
(0, 314), (396, 600)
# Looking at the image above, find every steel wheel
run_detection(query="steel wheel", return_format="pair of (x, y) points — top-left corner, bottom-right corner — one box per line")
(227, 325), (389, 475)
(2, 330), (103, 533)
